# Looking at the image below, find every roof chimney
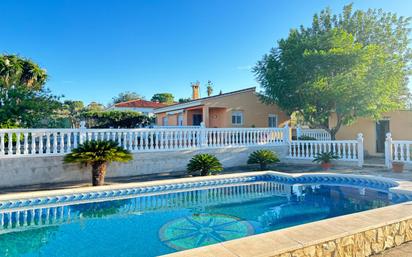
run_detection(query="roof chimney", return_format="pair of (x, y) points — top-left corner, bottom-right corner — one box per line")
(191, 81), (200, 100)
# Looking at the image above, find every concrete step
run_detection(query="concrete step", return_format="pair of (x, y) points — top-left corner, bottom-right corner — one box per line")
(362, 163), (387, 168)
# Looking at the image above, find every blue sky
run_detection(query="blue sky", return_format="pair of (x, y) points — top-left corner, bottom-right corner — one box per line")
(2, 0), (411, 105)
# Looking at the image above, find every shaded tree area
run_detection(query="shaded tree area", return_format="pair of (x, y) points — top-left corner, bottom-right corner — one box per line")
(112, 91), (144, 104)
(254, 4), (411, 139)
(0, 55), (62, 128)
(79, 110), (154, 128)
(151, 93), (174, 103)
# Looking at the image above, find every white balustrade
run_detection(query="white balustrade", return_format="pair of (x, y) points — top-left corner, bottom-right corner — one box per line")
(205, 127), (285, 148)
(0, 127), (287, 158)
(385, 133), (412, 168)
(296, 127), (331, 140)
(288, 133), (364, 167)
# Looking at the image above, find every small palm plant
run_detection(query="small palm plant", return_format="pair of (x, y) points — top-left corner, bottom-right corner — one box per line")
(312, 151), (339, 170)
(187, 154), (223, 176)
(247, 149), (280, 170)
(64, 140), (133, 186)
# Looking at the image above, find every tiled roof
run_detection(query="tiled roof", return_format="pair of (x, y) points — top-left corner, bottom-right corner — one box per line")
(114, 99), (168, 108)
(154, 87), (256, 112)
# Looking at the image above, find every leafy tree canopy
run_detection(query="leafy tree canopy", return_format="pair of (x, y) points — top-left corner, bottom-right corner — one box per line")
(178, 97), (192, 103)
(80, 110), (153, 128)
(60, 100), (85, 127)
(0, 54), (62, 127)
(112, 91), (144, 104)
(254, 4), (411, 139)
(151, 93), (174, 103)
(86, 101), (105, 112)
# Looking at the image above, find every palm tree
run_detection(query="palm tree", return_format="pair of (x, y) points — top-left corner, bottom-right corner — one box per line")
(187, 154), (223, 176)
(0, 55), (47, 89)
(64, 140), (133, 186)
(206, 80), (213, 96)
(247, 149), (280, 170)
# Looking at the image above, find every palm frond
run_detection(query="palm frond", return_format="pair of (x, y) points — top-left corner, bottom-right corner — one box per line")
(64, 140), (133, 165)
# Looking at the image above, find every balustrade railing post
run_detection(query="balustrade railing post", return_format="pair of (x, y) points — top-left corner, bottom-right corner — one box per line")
(296, 125), (301, 140)
(385, 132), (392, 168)
(79, 121), (86, 145)
(199, 122), (208, 148)
(282, 124), (290, 144)
(357, 133), (364, 167)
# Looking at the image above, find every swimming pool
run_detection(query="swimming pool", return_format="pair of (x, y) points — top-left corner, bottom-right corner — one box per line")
(0, 172), (410, 257)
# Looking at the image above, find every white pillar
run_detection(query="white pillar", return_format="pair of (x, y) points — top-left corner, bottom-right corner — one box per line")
(357, 133), (364, 167)
(200, 122), (207, 147)
(296, 125), (301, 140)
(283, 123), (290, 144)
(385, 132), (393, 168)
(79, 121), (86, 144)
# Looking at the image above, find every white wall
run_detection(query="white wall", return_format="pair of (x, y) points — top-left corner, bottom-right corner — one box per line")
(0, 145), (288, 188)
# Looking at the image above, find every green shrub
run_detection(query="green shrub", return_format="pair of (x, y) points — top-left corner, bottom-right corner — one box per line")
(64, 140), (133, 186)
(312, 151), (339, 164)
(187, 154), (223, 176)
(298, 135), (317, 140)
(247, 149), (280, 170)
(79, 110), (154, 128)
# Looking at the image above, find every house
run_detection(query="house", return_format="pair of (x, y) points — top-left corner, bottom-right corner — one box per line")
(108, 99), (168, 116)
(331, 111), (412, 156)
(154, 83), (290, 128)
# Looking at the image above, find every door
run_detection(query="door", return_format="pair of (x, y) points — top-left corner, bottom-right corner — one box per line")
(376, 120), (390, 153)
(192, 114), (203, 126)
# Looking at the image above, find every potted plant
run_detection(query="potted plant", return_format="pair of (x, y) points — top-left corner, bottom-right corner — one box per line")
(312, 152), (339, 170)
(392, 161), (405, 173)
(187, 154), (223, 176)
(64, 140), (133, 186)
(247, 149), (280, 170)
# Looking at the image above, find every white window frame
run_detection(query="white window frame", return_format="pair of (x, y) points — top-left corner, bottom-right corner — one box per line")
(268, 114), (278, 127)
(231, 111), (244, 125)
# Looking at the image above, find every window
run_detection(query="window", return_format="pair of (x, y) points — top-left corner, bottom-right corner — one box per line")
(162, 117), (168, 126)
(268, 114), (278, 127)
(177, 114), (183, 126)
(231, 111), (243, 125)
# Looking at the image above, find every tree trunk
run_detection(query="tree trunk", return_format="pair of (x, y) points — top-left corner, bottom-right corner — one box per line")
(201, 169), (208, 176)
(91, 162), (107, 186)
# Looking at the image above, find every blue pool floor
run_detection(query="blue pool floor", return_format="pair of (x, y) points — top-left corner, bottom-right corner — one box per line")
(0, 182), (404, 257)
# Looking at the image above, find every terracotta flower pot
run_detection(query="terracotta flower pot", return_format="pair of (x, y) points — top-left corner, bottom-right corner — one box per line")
(321, 162), (332, 170)
(392, 162), (404, 173)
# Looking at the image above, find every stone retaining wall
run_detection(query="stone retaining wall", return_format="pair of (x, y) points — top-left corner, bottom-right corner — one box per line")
(270, 219), (412, 257)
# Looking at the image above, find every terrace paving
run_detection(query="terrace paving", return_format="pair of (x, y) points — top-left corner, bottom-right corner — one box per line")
(373, 241), (412, 256)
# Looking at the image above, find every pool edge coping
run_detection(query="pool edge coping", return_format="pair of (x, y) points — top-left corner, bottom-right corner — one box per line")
(0, 171), (404, 201)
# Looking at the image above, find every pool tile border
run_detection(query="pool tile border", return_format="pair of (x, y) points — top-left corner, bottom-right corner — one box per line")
(0, 171), (406, 211)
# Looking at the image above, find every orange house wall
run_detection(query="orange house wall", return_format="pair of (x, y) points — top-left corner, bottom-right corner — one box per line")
(203, 90), (289, 128)
(209, 108), (227, 128)
(155, 89), (290, 128)
(331, 111), (412, 156)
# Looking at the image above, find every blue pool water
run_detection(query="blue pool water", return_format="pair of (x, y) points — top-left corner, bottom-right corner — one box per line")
(0, 177), (409, 257)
